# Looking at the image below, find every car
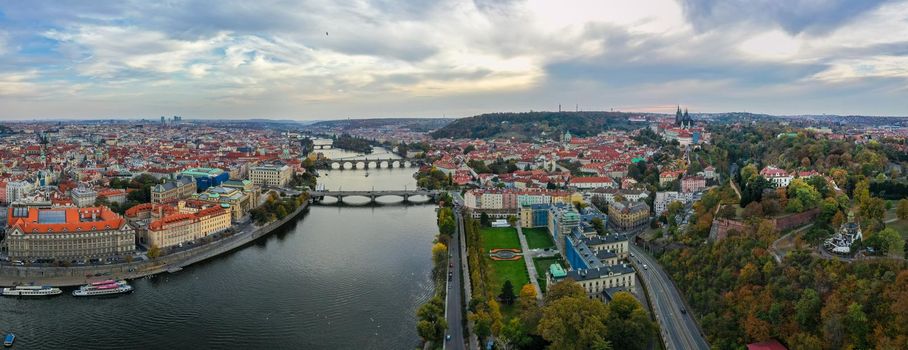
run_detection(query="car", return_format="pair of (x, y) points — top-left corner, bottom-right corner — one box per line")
(446, 334), (451, 341)
(630, 253), (635, 258)
(642, 264), (648, 270)
(680, 307), (687, 314)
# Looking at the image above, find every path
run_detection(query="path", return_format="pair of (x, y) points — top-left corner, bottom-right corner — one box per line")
(515, 226), (543, 302)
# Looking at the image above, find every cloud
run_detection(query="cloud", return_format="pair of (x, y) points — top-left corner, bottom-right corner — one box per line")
(677, 0), (894, 35)
(0, 0), (906, 118)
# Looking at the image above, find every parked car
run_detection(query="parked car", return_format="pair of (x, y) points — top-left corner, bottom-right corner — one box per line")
(643, 264), (648, 270)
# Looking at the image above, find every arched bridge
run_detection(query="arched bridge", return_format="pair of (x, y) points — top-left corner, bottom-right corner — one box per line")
(309, 189), (441, 203)
(314, 158), (423, 170)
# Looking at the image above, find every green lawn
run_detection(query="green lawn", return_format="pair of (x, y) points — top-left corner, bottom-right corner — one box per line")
(480, 227), (521, 250)
(532, 256), (565, 293)
(523, 227), (555, 249)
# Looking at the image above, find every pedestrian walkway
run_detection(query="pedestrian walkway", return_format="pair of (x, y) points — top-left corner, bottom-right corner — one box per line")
(515, 225), (543, 302)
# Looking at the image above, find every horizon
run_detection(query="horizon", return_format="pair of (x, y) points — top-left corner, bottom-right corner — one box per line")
(2, 1), (907, 119)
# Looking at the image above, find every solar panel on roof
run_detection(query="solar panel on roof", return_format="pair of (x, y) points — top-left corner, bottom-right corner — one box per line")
(37, 210), (67, 224)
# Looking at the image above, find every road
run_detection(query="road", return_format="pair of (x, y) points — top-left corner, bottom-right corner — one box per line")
(630, 244), (709, 350)
(444, 210), (466, 350)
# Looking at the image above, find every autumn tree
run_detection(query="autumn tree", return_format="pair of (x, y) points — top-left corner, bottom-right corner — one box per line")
(897, 199), (908, 220)
(538, 295), (611, 350)
(604, 292), (655, 350)
(544, 279), (585, 304)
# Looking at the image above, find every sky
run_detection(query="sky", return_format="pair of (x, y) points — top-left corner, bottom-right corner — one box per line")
(0, 0), (907, 120)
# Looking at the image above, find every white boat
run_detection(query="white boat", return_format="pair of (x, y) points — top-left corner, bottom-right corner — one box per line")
(73, 280), (133, 296)
(1, 285), (63, 297)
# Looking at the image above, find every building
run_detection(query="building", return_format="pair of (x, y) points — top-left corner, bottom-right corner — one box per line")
(589, 188), (649, 205)
(128, 201), (232, 249)
(519, 203), (550, 228)
(151, 177), (197, 203)
(70, 186), (98, 207)
(547, 263), (636, 300)
(6, 181), (34, 204)
(249, 164), (292, 187)
(4, 206), (135, 261)
(824, 211), (862, 254)
(659, 170), (683, 186)
(192, 185), (255, 222)
(607, 200), (650, 231)
(179, 167), (229, 191)
(548, 203), (581, 244)
(760, 166), (793, 187)
(654, 191), (694, 215)
(568, 176), (616, 190)
(681, 176), (706, 193)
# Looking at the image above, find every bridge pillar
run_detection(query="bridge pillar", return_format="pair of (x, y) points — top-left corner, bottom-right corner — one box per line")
(403, 194), (410, 202)
(370, 195), (376, 202)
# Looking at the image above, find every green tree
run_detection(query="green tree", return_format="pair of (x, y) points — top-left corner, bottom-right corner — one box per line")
(498, 318), (530, 350)
(416, 296), (448, 343)
(480, 212), (491, 227)
(795, 288), (821, 331)
(147, 244), (161, 259)
(499, 280), (516, 305)
(605, 292), (655, 350)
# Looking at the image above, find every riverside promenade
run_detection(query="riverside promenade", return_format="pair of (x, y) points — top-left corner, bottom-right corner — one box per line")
(0, 201), (309, 287)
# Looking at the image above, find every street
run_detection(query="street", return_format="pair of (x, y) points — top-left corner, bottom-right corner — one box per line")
(444, 210), (466, 350)
(630, 244), (709, 350)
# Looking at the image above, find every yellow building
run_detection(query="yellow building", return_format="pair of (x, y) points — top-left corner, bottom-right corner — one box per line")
(607, 200), (650, 231)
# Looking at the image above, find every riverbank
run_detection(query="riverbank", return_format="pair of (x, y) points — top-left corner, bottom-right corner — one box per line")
(0, 201), (309, 287)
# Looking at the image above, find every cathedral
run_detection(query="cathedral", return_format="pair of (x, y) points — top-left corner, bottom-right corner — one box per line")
(674, 106), (693, 128)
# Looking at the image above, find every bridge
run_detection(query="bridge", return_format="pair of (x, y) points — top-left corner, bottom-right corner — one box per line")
(314, 158), (423, 170)
(309, 189), (441, 203)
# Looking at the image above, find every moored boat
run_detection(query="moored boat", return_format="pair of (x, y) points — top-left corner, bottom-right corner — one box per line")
(73, 280), (133, 297)
(1, 285), (63, 297)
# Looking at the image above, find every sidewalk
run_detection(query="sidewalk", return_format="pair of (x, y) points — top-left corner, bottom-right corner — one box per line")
(515, 226), (543, 302)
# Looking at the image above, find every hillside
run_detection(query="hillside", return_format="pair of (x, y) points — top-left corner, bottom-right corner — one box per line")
(308, 118), (454, 132)
(429, 111), (640, 139)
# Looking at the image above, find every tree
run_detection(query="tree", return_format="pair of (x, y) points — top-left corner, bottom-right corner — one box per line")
(147, 244), (161, 259)
(742, 201), (764, 219)
(795, 288), (822, 331)
(518, 283), (541, 331)
(506, 215), (517, 227)
(605, 292), (655, 350)
(432, 242), (448, 267)
(831, 210), (846, 228)
(590, 217), (605, 235)
(859, 197), (885, 229)
(545, 279), (585, 304)
(497, 318), (530, 350)
(897, 199), (908, 220)
(538, 296), (612, 350)
(499, 280), (516, 305)
(480, 212), (491, 227)
(417, 296), (448, 343)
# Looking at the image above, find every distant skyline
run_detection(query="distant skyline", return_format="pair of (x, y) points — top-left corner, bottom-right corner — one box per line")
(1, 0), (907, 120)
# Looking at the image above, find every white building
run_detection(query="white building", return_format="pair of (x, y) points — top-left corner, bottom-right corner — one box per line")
(249, 164), (292, 188)
(6, 181), (34, 204)
(654, 191), (694, 215)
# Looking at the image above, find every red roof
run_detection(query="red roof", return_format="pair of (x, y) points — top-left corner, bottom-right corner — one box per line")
(7, 207), (126, 234)
(569, 176), (615, 184)
(746, 340), (787, 350)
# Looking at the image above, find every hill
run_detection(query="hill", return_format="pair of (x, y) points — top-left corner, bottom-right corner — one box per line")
(308, 118), (454, 132)
(429, 111), (641, 139)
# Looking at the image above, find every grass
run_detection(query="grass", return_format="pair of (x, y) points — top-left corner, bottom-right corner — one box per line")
(480, 227), (521, 251)
(523, 227), (555, 249)
(532, 256), (565, 293)
(887, 219), (908, 240)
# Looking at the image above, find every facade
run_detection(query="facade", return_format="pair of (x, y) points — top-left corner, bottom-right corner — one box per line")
(249, 164), (292, 187)
(191, 186), (255, 222)
(760, 166), (793, 188)
(824, 212), (862, 254)
(681, 176), (706, 193)
(130, 202), (232, 249)
(548, 203), (581, 244)
(151, 177), (197, 203)
(519, 204), (550, 228)
(4, 206), (136, 261)
(607, 200), (650, 231)
(6, 181), (34, 204)
(568, 176), (616, 190)
(654, 191), (694, 215)
(589, 188), (649, 205)
(71, 186), (98, 207)
(547, 263), (636, 300)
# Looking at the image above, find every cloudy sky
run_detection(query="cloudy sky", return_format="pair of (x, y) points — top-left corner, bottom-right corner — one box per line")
(0, 0), (906, 120)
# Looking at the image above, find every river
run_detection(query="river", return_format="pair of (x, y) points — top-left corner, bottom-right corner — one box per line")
(0, 146), (437, 349)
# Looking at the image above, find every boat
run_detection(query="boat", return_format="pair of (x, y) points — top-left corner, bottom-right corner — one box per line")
(73, 280), (133, 297)
(364, 172), (370, 177)
(3, 333), (13, 347)
(1, 285), (63, 297)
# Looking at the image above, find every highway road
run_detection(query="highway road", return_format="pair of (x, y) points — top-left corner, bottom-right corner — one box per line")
(630, 244), (709, 350)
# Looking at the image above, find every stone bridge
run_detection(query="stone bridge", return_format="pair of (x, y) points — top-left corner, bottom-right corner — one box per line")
(314, 158), (423, 170)
(309, 189), (441, 203)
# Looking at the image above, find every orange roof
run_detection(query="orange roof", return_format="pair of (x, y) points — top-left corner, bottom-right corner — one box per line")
(7, 207), (126, 234)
